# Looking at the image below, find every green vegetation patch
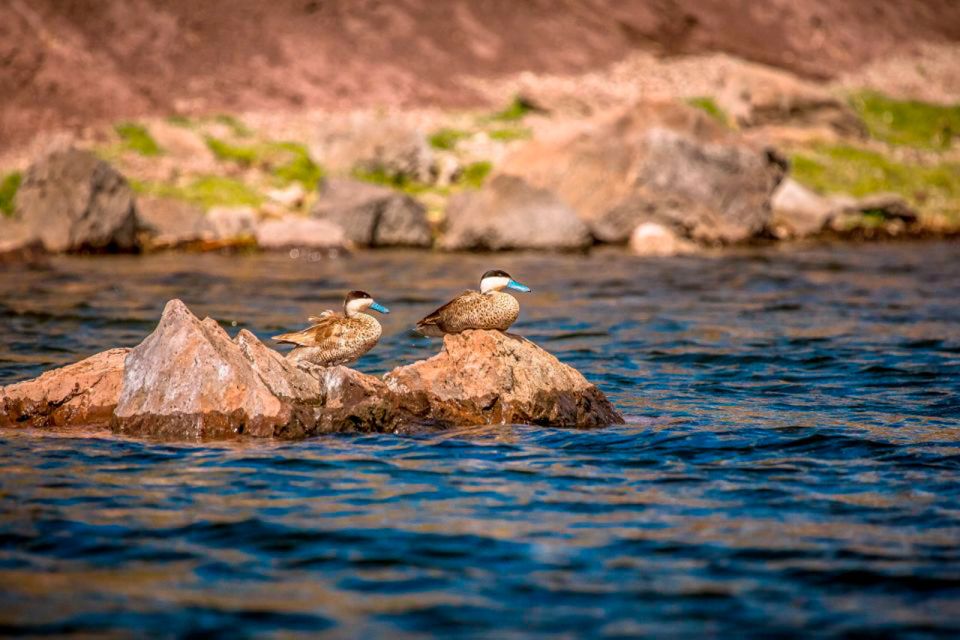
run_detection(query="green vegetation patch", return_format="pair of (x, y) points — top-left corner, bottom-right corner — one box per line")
(686, 97), (731, 128)
(131, 176), (263, 210)
(428, 128), (471, 151)
(205, 138), (324, 188)
(205, 137), (259, 166)
(851, 91), (960, 150)
(115, 122), (162, 156)
(490, 96), (537, 122)
(488, 127), (531, 142)
(167, 114), (194, 128)
(268, 142), (325, 188)
(461, 161), (492, 189)
(0, 171), (22, 216)
(790, 143), (960, 218)
(351, 167), (439, 196)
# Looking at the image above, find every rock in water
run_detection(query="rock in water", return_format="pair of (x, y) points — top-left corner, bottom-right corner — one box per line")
(440, 175), (592, 251)
(0, 349), (128, 428)
(113, 300), (293, 439)
(385, 330), (623, 428)
(14, 148), (139, 252)
(112, 300), (410, 439)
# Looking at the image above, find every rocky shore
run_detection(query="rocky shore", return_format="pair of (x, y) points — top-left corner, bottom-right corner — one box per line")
(0, 299), (623, 439)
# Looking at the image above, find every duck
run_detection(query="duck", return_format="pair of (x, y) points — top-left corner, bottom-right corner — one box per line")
(272, 290), (390, 373)
(415, 269), (531, 337)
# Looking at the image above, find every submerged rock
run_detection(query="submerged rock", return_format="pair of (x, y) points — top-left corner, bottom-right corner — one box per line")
(311, 178), (431, 248)
(498, 100), (785, 245)
(0, 349), (128, 429)
(13, 148), (139, 252)
(440, 175), (592, 251)
(385, 330), (623, 428)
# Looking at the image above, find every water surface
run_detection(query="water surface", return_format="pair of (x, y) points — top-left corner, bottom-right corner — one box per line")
(1, 243), (959, 636)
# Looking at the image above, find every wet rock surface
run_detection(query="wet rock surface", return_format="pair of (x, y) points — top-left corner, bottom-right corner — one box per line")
(499, 101), (786, 245)
(441, 175), (592, 251)
(0, 349), (128, 429)
(312, 178), (431, 248)
(1, 301), (622, 438)
(12, 148), (140, 253)
(385, 330), (623, 428)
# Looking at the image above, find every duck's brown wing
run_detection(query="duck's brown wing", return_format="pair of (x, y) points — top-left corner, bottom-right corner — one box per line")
(272, 314), (346, 347)
(415, 291), (478, 335)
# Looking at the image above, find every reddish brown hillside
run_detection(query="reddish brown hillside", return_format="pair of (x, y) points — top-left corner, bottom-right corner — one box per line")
(3, 0), (960, 149)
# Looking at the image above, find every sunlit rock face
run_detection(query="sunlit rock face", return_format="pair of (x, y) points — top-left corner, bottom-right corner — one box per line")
(385, 329), (623, 428)
(0, 348), (128, 429)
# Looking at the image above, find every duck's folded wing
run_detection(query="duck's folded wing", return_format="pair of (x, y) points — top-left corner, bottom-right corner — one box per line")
(272, 315), (344, 346)
(416, 291), (475, 330)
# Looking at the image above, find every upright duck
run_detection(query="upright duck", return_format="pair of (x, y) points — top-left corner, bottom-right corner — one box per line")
(415, 270), (531, 336)
(273, 290), (390, 373)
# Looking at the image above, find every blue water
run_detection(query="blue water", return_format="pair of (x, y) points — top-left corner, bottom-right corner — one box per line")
(1, 242), (959, 637)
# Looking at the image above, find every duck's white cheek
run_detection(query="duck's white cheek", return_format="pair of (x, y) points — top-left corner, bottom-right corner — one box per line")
(346, 299), (368, 315)
(482, 277), (510, 292)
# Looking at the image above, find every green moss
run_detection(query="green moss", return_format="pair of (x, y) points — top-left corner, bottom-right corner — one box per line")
(351, 167), (434, 195)
(205, 137), (259, 166)
(115, 122), (162, 156)
(266, 142), (325, 188)
(429, 128), (470, 150)
(790, 143), (960, 217)
(686, 97), (731, 127)
(0, 171), (21, 216)
(205, 138), (323, 187)
(488, 127), (531, 142)
(131, 176), (263, 210)
(214, 114), (253, 138)
(461, 161), (492, 188)
(490, 96), (536, 122)
(851, 91), (960, 149)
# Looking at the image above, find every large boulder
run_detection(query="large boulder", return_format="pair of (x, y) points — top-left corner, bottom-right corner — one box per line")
(385, 330), (623, 428)
(13, 148), (140, 252)
(440, 175), (593, 251)
(311, 178), (431, 248)
(498, 101), (786, 245)
(112, 299), (410, 439)
(0, 349), (128, 429)
(113, 300), (293, 439)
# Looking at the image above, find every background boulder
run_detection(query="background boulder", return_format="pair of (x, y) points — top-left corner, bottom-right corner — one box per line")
(13, 148), (139, 252)
(440, 175), (592, 251)
(498, 101), (787, 244)
(311, 178), (431, 247)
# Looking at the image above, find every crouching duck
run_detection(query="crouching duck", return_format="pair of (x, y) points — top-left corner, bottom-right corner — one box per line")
(273, 290), (389, 373)
(415, 270), (531, 336)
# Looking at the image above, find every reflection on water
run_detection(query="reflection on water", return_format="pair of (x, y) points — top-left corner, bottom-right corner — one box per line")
(1, 242), (959, 636)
